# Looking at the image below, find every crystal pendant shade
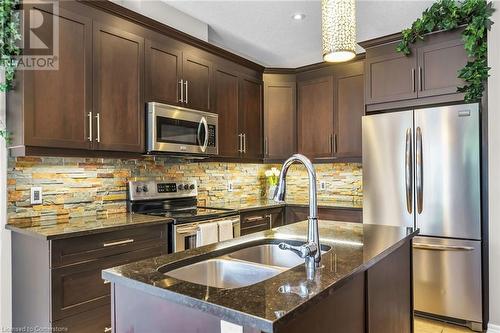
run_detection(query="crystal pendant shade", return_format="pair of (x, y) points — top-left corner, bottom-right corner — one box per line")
(321, 0), (356, 62)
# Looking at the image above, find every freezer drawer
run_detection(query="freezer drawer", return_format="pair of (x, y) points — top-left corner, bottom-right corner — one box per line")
(413, 236), (482, 324)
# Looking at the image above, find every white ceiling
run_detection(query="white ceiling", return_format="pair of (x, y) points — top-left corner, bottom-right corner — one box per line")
(142, 0), (435, 68)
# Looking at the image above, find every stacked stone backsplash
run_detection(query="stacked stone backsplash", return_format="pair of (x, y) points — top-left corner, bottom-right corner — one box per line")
(6, 156), (362, 222)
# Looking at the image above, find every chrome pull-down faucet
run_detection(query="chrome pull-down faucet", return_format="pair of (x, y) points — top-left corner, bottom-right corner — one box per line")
(273, 154), (321, 272)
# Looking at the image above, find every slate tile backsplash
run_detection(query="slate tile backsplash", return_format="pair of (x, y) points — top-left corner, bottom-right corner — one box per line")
(7, 156), (362, 222)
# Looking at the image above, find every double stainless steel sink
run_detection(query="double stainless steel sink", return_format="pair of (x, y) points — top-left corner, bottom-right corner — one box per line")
(162, 242), (330, 289)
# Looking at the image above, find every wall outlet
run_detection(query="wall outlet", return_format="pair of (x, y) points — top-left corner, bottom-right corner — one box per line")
(227, 181), (234, 192)
(319, 181), (327, 191)
(30, 187), (43, 205)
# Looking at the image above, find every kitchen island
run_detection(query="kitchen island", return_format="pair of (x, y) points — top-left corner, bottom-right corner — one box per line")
(103, 220), (417, 333)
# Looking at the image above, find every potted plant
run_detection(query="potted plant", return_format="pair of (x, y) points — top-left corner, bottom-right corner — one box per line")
(265, 167), (281, 200)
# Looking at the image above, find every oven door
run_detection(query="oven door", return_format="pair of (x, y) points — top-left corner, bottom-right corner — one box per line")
(147, 102), (218, 155)
(173, 217), (240, 253)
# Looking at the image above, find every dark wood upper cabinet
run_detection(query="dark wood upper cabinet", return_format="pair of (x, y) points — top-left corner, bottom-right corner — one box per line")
(11, 7), (92, 151)
(93, 23), (145, 153)
(297, 76), (334, 159)
(263, 74), (296, 160)
(239, 76), (263, 159)
(145, 39), (182, 105)
(213, 67), (240, 158)
(417, 37), (467, 98)
(364, 49), (418, 105)
(362, 28), (467, 111)
(334, 64), (364, 159)
(182, 55), (212, 111)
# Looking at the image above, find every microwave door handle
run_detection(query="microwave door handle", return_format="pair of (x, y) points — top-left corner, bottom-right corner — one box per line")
(198, 117), (209, 153)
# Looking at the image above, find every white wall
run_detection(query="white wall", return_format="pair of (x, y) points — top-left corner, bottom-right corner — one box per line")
(111, 0), (209, 41)
(488, 4), (500, 332)
(0, 71), (12, 329)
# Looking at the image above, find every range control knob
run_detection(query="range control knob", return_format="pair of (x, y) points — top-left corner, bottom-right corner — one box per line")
(184, 184), (189, 190)
(136, 186), (142, 193)
(142, 185), (149, 193)
(189, 184), (195, 190)
(177, 184), (183, 191)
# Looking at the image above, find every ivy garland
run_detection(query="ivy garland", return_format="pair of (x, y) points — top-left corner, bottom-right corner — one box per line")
(396, 0), (494, 102)
(0, 0), (21, 93)
(0, 0), (20, 143)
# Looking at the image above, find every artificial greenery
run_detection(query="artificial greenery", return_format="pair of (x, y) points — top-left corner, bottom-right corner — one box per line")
(396, 0), (494, 102)
(0, 121), (11, 144)
(0, 0), (21, 92)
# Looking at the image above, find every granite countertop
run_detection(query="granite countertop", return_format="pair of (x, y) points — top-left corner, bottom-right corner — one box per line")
(103, 220), (416, 332)
(5, 213), (173, 240)
(206, 198), (362, 212)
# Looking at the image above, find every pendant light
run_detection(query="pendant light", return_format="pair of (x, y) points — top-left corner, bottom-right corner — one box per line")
(321, 0), (356, 62)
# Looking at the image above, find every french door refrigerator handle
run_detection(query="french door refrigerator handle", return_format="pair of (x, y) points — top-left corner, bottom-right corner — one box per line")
(416, 126), (423, 214)
(405, 128), (413, 214)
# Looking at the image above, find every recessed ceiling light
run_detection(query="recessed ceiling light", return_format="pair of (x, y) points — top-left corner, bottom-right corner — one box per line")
(292, 13), (306, 20)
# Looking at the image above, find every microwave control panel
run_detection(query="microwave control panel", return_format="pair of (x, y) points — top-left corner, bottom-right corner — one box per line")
(208, 125), (216, 147)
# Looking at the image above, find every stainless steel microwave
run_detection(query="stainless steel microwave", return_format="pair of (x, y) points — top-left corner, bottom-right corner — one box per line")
(147, 102), (218, 156)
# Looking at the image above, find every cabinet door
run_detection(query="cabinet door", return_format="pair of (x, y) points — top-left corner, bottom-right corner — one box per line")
(334, 73), (364, 158)
(145, 39), (182, 105)
(93, 23), (145, 152)
(264, 80), (296, 160)
(24, 7), (92, 150)
(213, 68), (240, 158)
(365, 49), (417, 105)
(417, 38), (467, 98)
(297, 76), (334, 159)
(239, 77), (263, 159)
(182, 54), (211, 111)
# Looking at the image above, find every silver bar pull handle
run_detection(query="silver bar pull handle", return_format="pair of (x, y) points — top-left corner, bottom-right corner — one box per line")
(419, 67), (423, 91)
(411, 68), (416, 92)
(413, 243), (474, 251)
(103, 279), (110, 285)
(416, 127), (423, 214)
(238, 134), (243, 153)
(179, 79), (184, 103)
(333, 133), (337, 154)
(104, 327), (112, 333)
(103, 238), (134, 247)
(266, 214), (272, 229)
(405, 128), (413, 214)
(95, 113), (101, 143)
(87, 112), (93, 142)
(329, 134), (333, 153)
(184, 80), (189, 104)
(243, 133), (246, 153)
(245, 216), (265, 222)
(264, 137), (268, 156)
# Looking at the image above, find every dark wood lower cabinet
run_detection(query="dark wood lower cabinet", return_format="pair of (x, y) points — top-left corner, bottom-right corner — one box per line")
(241, 206), (361, 236)
(11, 224), (169, 333)
(285, 206), (362, 224)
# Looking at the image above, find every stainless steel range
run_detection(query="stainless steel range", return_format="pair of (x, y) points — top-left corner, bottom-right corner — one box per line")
(127, 180), (240, 253)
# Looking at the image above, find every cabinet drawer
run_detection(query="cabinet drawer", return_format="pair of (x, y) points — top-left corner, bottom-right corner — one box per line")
(52, 245), (164, 321)
(51, 224), (168, 267)
(54, 303), (111, 333)
(240, 211), (271, 236)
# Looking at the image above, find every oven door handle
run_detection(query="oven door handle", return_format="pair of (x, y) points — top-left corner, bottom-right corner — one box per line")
(198, 117), (209, 153)
(176, 226), (199, 234)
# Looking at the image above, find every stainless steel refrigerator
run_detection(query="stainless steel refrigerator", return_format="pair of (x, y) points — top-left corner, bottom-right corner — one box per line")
(362, 103), (482, 331)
